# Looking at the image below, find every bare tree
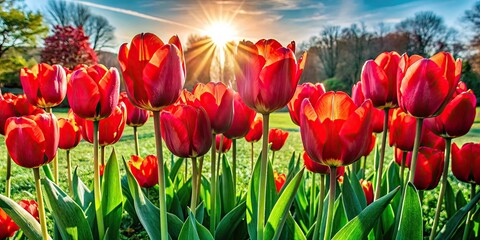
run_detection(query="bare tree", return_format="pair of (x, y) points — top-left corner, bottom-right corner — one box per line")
(317, 25), (341, 79)
(464, 1), (480, 70)
(341, 23), (373, 85)
(396, 11), (450, 56)
(46, 0), (114, 51)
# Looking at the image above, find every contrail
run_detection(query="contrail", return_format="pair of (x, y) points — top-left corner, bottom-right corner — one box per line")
(71, 0), (204, 32)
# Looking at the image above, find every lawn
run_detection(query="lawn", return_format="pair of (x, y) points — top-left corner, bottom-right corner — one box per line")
(0, 108), (479, 238)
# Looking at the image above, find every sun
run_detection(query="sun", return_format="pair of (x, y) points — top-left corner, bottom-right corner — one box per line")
(204, 22), (237, 47)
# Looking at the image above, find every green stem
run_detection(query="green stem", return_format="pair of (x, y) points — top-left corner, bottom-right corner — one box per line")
(153, 111), (168, 240)
(133, 126), (140, 156)
(309, 173), (317, 226)
(374, 108), (389, 200)
(217, 135), (224, 179)
(251, 142), (254, 172)
(313, 174), (326, 240)
(210, 133), (217, 234)
(33, 168), (49, 240)
(362, 156), (367, 178)
(400, 151), (407, 187)
(324, 166), (337, 240)
(5, 153), (11, 198)
(430, 138), (452, 240)
(67, 150), (73, 195)
(191, 157), (198, 215)
(185, 157), (188, 184)
(100, 146), (105, 166)
(232, 139), (237, 197)
(93, 121), (105, 239)
(196, 156), (203, 199)
(46, 107), (58, 184)
(257, 113), (270, 240)
(462, 183), (476, 240)
(271, 150), (276, 165)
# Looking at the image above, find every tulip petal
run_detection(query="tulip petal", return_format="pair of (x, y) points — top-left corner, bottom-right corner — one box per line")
(299, 99), (327, 164)
(440, 91), (476, 137)
(192, 107), (212, 157)
(68, 70), (101, 119)
(20, 67), (40, 105)
(451, 143), (471, 183)
(98, 68), (120, 118)
(160, 110), (190, 158)
(361, 60), (389, 107)
(5, 117), (46, 168)
(33, 113), (59, 161)
(235, 41), (264, 110)
(39, 65), (67, 106)
(315, 92), (357, 122)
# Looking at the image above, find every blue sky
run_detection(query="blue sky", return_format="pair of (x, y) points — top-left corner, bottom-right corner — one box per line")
(25, 0), (476, 52)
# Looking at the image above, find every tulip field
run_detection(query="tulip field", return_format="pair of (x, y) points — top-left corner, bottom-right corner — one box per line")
(1, 33), (480, 240)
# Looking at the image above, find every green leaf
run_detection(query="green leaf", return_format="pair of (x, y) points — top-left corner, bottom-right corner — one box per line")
(445, 180), (456, 219)
(396, 183), (422, 240)
(284, 152), (299, 190)
(349, 170), (367, 209)
(215, 201), (246, 240)
(42, 164), (54, 182)
(246, 152), (277, 239)
(101, 149), (123, 240)
(342, 173), (364, 220)
(122, 158), (182, 239)
(265, 168), (305, 240)
(42, 178), (94, 240)
(294, 174), (309, 233)
(332, 186), (400, 240)
(280, 213), (306, 240)
(121, 175), (139, 224)
(456, 190), (467, 210)
(169, 157), (185, 181)
(0, 194), (46, 240)
(332, 195), (348, 236)
(178, 210), (214, 240)
(436, 191), (480, 239)
(386, 161), (401, 212)
(220, 154), (235, 214)
(72, 168), (95, 228)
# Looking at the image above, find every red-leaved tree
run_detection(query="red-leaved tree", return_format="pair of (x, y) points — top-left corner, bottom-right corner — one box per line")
(41, 25), (97, 69)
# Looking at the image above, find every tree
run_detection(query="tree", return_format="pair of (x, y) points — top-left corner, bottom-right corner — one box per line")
(396, 11), (453, 56)
(464, 1), (480, 72)
(317, 25), (341, 79)
(40, 25), (97, 69)
(46, 0), (114, 51)
(0, 0), (47, 58)
(340, 23), (373, 85)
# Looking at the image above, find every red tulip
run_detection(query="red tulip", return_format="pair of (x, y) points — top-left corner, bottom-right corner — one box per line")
(128, 155), (159, 188)
(5, 113), (59, 168)
(300, 91), (373, 166)
(120, 92), (149, 127)
(451, 143), (480, 184)
(288, 82), (325, 126)
(58, 117), (82, 150)
(13, 95), (45, 116)
(18, 200), (39, 222)
(245, 115), (263, 143)
(0, 98), (16, 135)
(360, 179), (374, 205)
(362, 134), (376, 157)
(224, 92), (256, 139)
(67, 64), (120, 121)
(389, 108), (420, 151)
(303, 151), (330, 174)
(420, 127), (446, 151)
(424, 90), (476, 138)
(216, 134), (232, 153)
(273, 170), (286, 192)
(352, 81), (385, 133)
(0, 95), (46, 135)
(268, 128), (289, 151)
(398, 52), (461, 118)
(361, 51), (401, 108)
(192, 82), (234, 134)
(160, 104), (212, 158)
(118, 33), (185, 111)
(20, 63), (67, 108)
(397, 147), (444, 190)
(82, 102), (127, 146)
(0, 208), (19, 239)
(235, 39), (306, 114)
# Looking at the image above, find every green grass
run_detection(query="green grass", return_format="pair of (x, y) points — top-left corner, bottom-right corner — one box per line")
(0, 108), (479, 238)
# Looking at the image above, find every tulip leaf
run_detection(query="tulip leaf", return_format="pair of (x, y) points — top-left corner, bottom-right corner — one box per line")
(386, 161), (401, 212)
(456, 190), (467, 210)
(72, 168), (95, 228)
(265, 168), (305, 240)
(215, 201), (246, 240)
(122, 158), (182, 239)
(280, 212), (306, 240)
(342, 173), (364, 221)
(220, 154), (235, 215)
(42, 178), (94, 240)
(101, 149), (123, 240)
(294, 174), (309, 233)
(0, 194), (46, 240)
(435, 191), (480, 239)
(445, 180), (456, 219)
(332, 186), (400, 240)
(169, 157), (185, 181)
(284, 152), (299, 191)
(349, 170), (367, 209)
(246, 152), (277, 240)
(396, 183), (422, 240)
(42, 164), (55, 182)
(178, 210), (214, 240)
(121, 175), (139, 224)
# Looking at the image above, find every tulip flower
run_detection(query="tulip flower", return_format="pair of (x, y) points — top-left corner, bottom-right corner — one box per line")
(58, 117), (82, 193)
(352, 82), (385, 133)
(13, 95), (45, 116)
(119, 92), (150, 155)
(360, 179), (374, 205)
(273, 171), (286, 193)
(451, 143), (480, 185)
(398, 147), (444, 190)
(389, 108), (421, 152)
(5, 113), (59, 169)
(128, 155), (159, 188)
(18, 200), (39, 222)
(303, 151), (330, 175)
(299, 91), (373, 239)
(224, 92), (256, 139)
(20, 63), (67, 108)
(268, 128), (288, 163)
(288, 82), (326, 126)
(0, 208), (19, 239)
(235, 39), (306, 114)
(82, 102), (127, 147)
(0, 98), (16, 136)
(160, 104), (212, 158)
(216, 134), (232, 153)
(361, 51), (401, 108)
(245, 115), (263, 143)
(118, 33), (185, 112)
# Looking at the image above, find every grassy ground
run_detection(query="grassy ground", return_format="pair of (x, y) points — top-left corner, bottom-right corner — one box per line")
(0, 109), (479, 238)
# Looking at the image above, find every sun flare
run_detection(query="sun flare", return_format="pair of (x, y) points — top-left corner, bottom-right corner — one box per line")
(204, 22), (237, 47)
